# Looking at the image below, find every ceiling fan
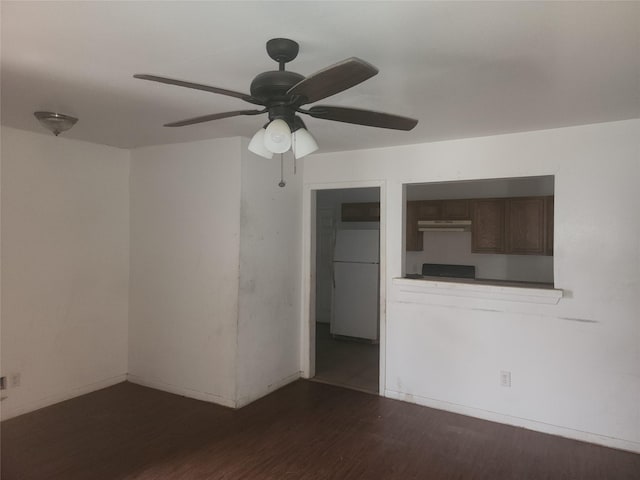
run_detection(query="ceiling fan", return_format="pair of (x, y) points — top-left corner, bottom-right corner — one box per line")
(134, 38), (418, 159)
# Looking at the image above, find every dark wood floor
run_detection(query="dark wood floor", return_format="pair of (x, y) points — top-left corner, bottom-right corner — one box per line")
(2, 381), (639, 479)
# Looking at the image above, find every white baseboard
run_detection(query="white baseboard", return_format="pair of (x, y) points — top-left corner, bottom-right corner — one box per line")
(385, 389), (640, 454)
(126, 374), (237, 408)
(235, 371), (301, 408)
(1, 374), (127, 421)
(2, 371), (301, 420)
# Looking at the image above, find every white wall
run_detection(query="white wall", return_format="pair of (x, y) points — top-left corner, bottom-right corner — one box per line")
(2, 130), (304, 415)
(128, 138), (242, 406)
(1, 127), (130, 420)
(303, 120), (640, 452)
(235, 144), (302, 407)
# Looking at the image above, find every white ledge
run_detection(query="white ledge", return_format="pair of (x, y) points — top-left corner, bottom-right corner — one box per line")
(392, 277), (563, 304)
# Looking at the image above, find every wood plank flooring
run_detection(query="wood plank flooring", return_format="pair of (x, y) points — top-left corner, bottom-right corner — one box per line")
(2, 380), (639, 479)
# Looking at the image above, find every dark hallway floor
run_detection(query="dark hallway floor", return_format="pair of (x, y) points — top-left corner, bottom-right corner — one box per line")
(313, 322), (379, 393)
(2, 380), (639, 480)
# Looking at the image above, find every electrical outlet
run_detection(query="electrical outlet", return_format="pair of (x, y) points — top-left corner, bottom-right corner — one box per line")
(10, 373), (21, 388)
(500, 370), (511, 387)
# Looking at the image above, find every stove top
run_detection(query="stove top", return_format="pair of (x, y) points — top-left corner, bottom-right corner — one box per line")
(421, 263), (476, 279)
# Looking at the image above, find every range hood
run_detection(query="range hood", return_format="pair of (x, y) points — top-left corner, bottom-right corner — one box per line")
(418, 220), (472, 232)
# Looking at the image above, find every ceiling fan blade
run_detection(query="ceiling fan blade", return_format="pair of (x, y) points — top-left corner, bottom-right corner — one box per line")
(164, 109), (265, 127)
(134, 74), (263, 105)
(305, 106), (418, 131)
(287, 57), (378, 104)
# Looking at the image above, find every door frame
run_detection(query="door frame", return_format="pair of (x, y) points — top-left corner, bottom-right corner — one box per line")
(301, 180), (386, 395)
(314, 207), (336, 326)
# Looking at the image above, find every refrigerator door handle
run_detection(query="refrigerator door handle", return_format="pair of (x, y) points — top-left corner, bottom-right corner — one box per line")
(332, 264), (335, 288)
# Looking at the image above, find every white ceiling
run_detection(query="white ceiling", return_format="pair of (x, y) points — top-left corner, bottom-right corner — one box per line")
(2, 1), (638, 152)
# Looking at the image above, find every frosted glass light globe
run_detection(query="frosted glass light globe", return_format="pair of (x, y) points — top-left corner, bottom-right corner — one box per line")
(292, 128), (319, 159)
(264, 119), (292, 153)
(248, 128), (273, 159)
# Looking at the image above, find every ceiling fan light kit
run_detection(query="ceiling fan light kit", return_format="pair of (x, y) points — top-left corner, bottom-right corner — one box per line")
(248, 127), (273, 159)
(292, 126), (319, 159)
(134, 38), (417, 182)
(264, 118), (292, 153)
(34, 111), (78, 136)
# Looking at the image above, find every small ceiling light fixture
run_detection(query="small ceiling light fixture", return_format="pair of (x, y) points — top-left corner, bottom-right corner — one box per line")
(291, 116), (319, 159)
(263, 118), (292, 154)
(249, 115), (318, 160)
(247, 125), (273, 159)
(34, 111), (78, 136)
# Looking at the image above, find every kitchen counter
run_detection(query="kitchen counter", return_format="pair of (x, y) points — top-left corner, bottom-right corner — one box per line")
(404, 274), (555, 289)
(394, 275), (563, 304)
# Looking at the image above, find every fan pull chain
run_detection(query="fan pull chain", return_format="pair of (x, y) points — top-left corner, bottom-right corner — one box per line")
(291, 133), (297, 175)
(278, 153), (286, 188)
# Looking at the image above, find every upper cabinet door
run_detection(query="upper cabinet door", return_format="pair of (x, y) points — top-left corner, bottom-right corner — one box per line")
(415, 199), (470, 220)
(505, 197), (546, 255)
(416, 201), (441, 220)
(341, 202), (380, 222)
(406, 201), (424, 251)
(545, 196), (554, 256)
(441, 199), (470, 220)
(471, 199), (505, 253)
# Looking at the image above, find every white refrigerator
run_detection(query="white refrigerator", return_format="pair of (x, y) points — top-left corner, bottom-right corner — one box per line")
(331, 229), (380, 341)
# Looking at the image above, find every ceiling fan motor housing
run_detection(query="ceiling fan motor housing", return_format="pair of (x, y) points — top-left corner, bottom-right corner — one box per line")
(250, 70), (305, 104)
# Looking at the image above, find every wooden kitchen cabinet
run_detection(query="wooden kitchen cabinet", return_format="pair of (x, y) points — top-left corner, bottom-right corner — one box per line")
(406, 201), (424, 251)
(341, 202), (380, 222)
(407, 195), (553, 255)
(416, 201), (441, 220)
(405, 198), (470, 252)
(471, 199), (506, 253)
(505, 197), (546, 255)
(414, 199), (470, 220)
(471, 196), (554, 255)
(441, 199), (471, 219)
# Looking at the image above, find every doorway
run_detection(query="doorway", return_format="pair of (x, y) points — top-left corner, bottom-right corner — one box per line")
(311, 187), (381, 394)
